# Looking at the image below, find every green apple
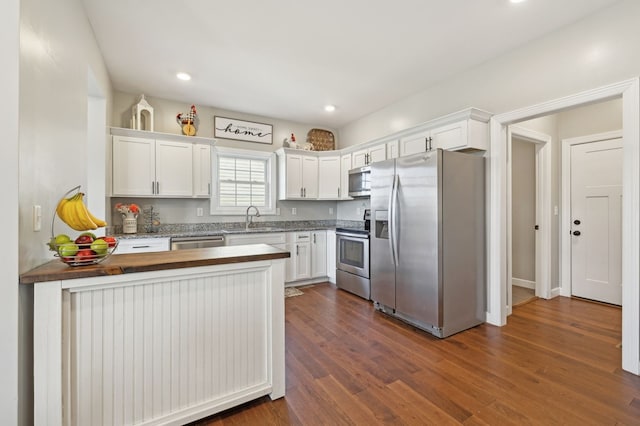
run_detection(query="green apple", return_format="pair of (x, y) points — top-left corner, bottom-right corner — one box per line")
(58, 243), (79, 257)
(90, 239), (108, 255)
(48, 234), (71, 251)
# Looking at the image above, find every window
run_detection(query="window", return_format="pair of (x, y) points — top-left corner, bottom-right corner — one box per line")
(210, 147), (276, 215)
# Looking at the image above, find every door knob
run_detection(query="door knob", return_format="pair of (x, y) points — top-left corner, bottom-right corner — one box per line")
(573, 219), (581, 225)
(573, 230), (581, 236)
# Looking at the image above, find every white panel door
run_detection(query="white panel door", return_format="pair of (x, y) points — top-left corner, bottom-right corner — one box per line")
(155, 140), (193, 196)
(571, 138), (622, 305)
(352, 149), (368, 168)
(318, 156), (340, 199)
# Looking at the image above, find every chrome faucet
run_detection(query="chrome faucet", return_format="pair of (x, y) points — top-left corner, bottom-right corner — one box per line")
(245, 205), (260, 229)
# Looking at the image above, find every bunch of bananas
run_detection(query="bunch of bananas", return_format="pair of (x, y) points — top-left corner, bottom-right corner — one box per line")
(56, 192), (107, 231)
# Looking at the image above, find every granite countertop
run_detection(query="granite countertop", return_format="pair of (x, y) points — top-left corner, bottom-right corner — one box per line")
(114, 220), (363, 239)
(20, 244), (290, 284)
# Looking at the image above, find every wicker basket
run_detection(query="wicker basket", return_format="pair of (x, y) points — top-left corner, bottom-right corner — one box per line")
(307, 129), (335, 151)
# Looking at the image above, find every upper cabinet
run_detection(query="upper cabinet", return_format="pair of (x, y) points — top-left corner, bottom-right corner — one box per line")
(317, 155), (341, 199)
(111, 128), (214, 198)
(352, 144), (386, 168)
(277, 149), (353, 201)
(277, 150), (318, 199)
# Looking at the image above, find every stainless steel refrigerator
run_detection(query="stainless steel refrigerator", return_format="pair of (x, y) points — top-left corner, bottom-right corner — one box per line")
(370, 149), (485, 338)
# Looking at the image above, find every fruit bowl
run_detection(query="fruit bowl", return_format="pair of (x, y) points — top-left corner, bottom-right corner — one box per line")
(49, 235), (119, 267)
(49, 185), (116, 267)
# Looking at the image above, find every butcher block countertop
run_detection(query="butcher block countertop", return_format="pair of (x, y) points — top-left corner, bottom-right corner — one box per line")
(20, 244), (290, 284)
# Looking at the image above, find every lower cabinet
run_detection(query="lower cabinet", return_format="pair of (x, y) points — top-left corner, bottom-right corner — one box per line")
(225, 230), (328, 284)
(113, 237), (171, 254)
(311, 230), (327, 278)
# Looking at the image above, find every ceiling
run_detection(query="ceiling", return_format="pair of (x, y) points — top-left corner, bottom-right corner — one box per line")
(81, 0), (620, 128)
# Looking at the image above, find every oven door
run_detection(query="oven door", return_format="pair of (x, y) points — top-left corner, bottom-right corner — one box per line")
(336, 232), (370, 278)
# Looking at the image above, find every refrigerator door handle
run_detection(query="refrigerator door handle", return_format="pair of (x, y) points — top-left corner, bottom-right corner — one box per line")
(390, 174), (399, 266)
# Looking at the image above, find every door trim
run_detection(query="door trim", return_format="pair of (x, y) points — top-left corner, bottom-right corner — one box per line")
(488, 78), (639, 375)
(507, 125), (553, 317)
(560, 130), (623, 298)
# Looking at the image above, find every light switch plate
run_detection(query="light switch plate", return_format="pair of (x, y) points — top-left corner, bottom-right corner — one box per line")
(196, 207), (203, 217)
(329, 207), (334, 215)
(33, 205), (42, 231)
(292, 207), (297, 215)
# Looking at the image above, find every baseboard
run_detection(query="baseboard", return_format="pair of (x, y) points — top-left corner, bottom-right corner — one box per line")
(512, 278), (535, 290)
(285, 277), (328, 288)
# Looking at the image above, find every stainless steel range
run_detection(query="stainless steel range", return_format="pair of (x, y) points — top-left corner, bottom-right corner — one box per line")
(336, 209), (370, 299)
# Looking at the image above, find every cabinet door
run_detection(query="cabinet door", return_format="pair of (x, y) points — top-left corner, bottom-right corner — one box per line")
(294, 233), (312, 280)
(387, 140), (399, 159)
(193, 144), (211, 197)
(113, 237), (170, 254)
(301, 156), (318, 198)
(400, 130), (430, 157)
(112, 136), (156, 196)
(318, 156), (341, 199)
(340, 154), (353, 200)
(156, 140), (193, 196)
(285, 154), (304, 199)
(369, 144), (387, 164)
(431, 120), (467, 151)
(352, 149), (368, 168)
(311, 231), (327, 278)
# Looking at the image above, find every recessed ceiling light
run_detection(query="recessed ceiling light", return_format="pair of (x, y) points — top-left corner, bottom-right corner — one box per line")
(324, 105), (336, 112)
(176, 72), (191, 81)
(510, 0), (526, 3)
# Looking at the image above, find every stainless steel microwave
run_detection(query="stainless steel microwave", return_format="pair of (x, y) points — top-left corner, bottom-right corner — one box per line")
(348, 165), (371, 197)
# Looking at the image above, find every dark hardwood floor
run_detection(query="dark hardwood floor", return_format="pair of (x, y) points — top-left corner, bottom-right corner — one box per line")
(197, 283), (640, 425)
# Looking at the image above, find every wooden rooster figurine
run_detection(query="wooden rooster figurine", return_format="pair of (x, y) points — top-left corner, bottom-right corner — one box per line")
(176, 104), (198, 136)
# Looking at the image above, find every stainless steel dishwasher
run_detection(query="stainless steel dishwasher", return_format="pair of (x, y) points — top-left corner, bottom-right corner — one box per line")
(170, 235), (225, 250)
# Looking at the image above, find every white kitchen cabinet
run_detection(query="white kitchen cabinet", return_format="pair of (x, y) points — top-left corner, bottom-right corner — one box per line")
(340, 153), (353, 200)
(293, 232), (312, 280)
(225, 232), (295, 282)
(111, 128), (215, 198)
(193, 143), (211, 197)
(318, 155), (341, 199)
(277, 150), (318, 200)
(113, 237), (171, 254)
(155, 140), (194, 196)
(352, 144), (387, 167)
(112, 135), (193, 197)
(387, 140), (399, 159)
(430, 118), (488, 152)
(399, 129), (431, 157)
(311, 230), (327, 278)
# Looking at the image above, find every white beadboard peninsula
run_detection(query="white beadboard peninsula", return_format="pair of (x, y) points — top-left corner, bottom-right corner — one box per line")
(20, 245), (288, 426)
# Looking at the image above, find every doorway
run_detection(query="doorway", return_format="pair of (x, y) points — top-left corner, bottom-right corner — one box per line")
(507, 125), (552, 314)
(488, 78), (640, 375)
(561, 131), (623, 305)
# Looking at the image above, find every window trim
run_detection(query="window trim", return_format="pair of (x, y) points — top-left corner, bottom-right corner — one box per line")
(210, 146), (277, 215)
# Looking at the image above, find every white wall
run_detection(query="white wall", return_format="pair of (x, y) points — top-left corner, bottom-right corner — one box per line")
(1, 1), (20, 424)
(113, 91), (338, 152)
(338, 0), (640, 148)
(18, 0), (113, 423)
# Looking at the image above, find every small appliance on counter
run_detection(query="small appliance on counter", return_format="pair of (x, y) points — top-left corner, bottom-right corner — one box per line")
(335, 209), (371, 299)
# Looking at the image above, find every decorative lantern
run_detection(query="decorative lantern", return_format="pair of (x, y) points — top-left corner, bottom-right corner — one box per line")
(131, 94), (154, 131)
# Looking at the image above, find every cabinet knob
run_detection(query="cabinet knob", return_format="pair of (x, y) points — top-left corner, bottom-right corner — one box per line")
(572, 230), (581, 236)
(573, 219), (581, 225)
